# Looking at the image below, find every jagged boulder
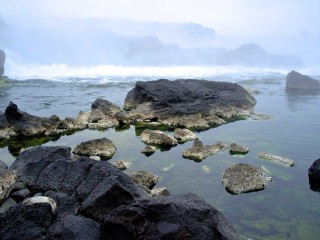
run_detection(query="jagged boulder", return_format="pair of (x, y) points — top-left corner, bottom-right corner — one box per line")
(0, 49), (5, 76)
(286, 71), (320, 90)
(101, 193), (240, 240)
(10, 146), (150, 221)
(125, 79), (256, 129)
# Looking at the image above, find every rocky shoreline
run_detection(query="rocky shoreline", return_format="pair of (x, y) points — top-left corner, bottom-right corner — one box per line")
(1, 77), (311, 239)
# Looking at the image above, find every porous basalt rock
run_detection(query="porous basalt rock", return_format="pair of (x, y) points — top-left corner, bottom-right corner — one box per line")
(229, 143), (249, 155)
(182, 140), (221, 161)
(101, 193), (240, 240)
(73, 138), (116, 159)
(0, 168), (16, 202)
(125, 79), (256, 129)
(174, 128), (198, 142)
(9, 146), (150, 221)
(127, 171), (160, 189)
(140, 129), (178, 147)
(222, 163), (272, 194)
(141, 145), (156, 156)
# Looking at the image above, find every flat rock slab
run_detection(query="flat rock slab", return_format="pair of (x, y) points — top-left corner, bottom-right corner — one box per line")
(229, 143), (249, 155)
(182, 140), (222, 161)
(140, 129), (178, 147)
(101, 193), (240, 240)
(258, 152), (295, 167)
(222, 163), (272, 194)
(73, 138), (116, 159)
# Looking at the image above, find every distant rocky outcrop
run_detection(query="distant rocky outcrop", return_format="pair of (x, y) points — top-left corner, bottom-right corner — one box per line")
(286, 71), (320, 91)
(0, 49), (5, 76)
(125, 79), (256, 130)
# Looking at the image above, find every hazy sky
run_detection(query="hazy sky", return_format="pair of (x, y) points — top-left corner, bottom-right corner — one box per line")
(1, 0), (319, 38)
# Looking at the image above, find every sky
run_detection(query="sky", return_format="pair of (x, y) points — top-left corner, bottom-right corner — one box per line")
(1, 0), (319, 38)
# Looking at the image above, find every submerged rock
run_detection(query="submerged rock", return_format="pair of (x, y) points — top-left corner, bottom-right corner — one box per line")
(125, 79), (256, 129)
(182, 140), (221, 161)
(174, 128), (198, 142)
(286, 71), (320, 90)
(73, 138), (116, 159)
(222, 163), (272, 194)
(140, 129), (178, 147)
(101, 193), (240, 240)
(229, 143), (249, 155)
(258, 152), (295, 167)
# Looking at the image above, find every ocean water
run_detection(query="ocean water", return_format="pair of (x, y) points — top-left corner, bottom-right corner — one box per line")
(1, 65), (320, 239)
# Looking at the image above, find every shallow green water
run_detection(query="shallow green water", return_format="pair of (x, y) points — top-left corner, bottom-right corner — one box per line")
(1, 76), (320, 239)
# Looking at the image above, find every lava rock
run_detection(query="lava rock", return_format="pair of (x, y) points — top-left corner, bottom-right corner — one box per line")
(0, 203), (54, 240)
(0, 197), (16, 214)
(73, 138), (116, 159)
(140, 129), (178, 147)
(125, 79), (256, 128)
(222, 163), (272, 194)
(182, 141), (221, 161)
(141, 145), (156, 156)
(127, 171), (160, 189)
(9, 188), (30, 202)
(49, 214), (100, 240)
(309, 158), (320, 191)
(174, 128), (198, 142)
(229, 143), (249, 155)
(101, 193), (240, 240)
(0, 168), (16, 202)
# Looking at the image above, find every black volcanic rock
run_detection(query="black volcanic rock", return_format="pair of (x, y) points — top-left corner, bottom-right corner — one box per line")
(286, 71), (320, 90)
(101, 193), (240, 240)
(0, 203), (53, 240)
(125, 79), (256, 129)
(10, 146), (149, 221)
(0, 49), (5, 76)
(309, 158), (320, 191)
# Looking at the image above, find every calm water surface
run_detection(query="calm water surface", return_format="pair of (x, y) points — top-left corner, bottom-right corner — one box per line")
(0, 75), (320, 240)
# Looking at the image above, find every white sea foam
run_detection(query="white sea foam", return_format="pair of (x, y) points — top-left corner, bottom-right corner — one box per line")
(5, 59), (319, 82)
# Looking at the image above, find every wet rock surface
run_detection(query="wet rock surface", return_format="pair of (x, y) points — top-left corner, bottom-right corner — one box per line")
(174, 128), (198, 142)
(229, 143), (249, 155)
(101, 193), (240, 240)
(73, 138), (117, 159)
(258, 152), (295, 167)
(125, 79), (256, 129)
(222, 163), (272, 194)
(182, 140), (221, 161)
(140, 129), (178, 147)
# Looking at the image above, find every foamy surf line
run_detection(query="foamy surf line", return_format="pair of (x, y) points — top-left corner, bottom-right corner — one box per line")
(4, 61), (296, 82)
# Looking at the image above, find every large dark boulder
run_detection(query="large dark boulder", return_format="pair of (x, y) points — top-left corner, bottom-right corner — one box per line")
(10, 146), (150, 221)
(286, 71), (320, 90)
(0, 49), (5, 76)
(0, 203), (54, 240)
(101, 193), (240, 240)
(124, 79), (256, 129)
(49, 214), (100, 240)
(309, 158), (320, 191)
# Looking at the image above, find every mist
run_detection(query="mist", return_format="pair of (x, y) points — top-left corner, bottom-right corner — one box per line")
(0, 1), (319, 72)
